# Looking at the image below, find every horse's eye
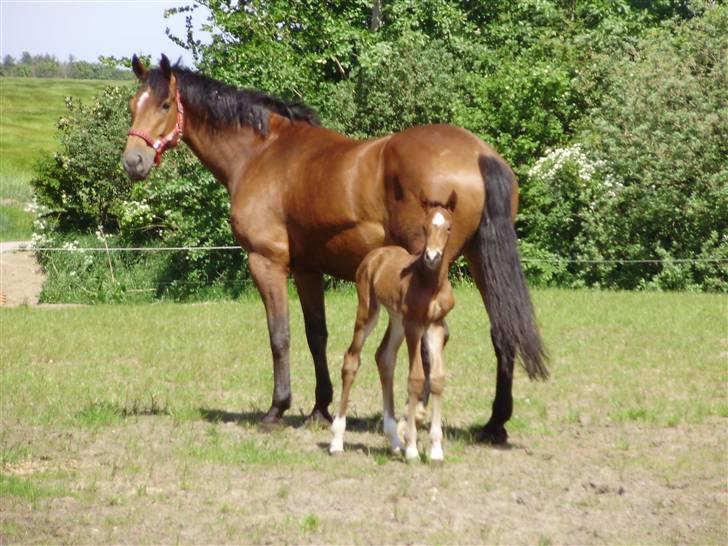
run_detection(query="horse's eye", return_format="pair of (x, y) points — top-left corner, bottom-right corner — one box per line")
(162, 102), (171, 111)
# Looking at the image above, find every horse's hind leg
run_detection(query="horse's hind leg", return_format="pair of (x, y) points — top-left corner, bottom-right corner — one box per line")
(465, 251), (514, 444)
(330, 283), (380, 454)
(375, 312), (405, 454)
(293, 270), (333, 424)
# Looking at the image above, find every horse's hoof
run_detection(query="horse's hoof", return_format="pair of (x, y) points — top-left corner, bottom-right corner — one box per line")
(476, 422), (508, 445)
(405, 446), (420, 464)
(429, 445), (444, 463)
(329, 442), (344, 456)
(260, 407), (285, 431)
(305, 406), (333, 429)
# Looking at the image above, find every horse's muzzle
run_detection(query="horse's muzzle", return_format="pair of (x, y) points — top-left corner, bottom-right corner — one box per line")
(424, 249), (442, 270)
(123, 150), (153, 181)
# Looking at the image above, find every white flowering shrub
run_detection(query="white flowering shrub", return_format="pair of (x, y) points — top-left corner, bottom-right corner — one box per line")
(521, 144), (619, 287)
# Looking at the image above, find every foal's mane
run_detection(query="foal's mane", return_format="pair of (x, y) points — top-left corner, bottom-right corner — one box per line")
(145, 63), (319, 134)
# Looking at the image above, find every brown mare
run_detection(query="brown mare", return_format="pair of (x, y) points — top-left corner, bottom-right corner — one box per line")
(329, 193), (457, 462)
(122, 55), (548, 444)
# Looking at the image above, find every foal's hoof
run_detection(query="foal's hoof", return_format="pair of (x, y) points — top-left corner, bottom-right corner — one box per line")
(305, 406), (333, 429)
(405, 446), (421, 464)
(476, 422), (508, 445)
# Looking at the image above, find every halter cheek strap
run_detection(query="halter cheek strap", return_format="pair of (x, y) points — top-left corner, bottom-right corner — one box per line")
(127, 89), (185, 166)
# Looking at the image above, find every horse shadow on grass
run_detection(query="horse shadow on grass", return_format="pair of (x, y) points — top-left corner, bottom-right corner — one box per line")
(198, 407), (516, 451)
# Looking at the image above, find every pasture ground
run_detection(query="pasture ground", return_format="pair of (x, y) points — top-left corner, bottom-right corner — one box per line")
(2, 288), (727, 544)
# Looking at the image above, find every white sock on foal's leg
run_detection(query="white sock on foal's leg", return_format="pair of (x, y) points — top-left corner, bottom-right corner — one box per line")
(429, 395), (444, 462)
(383, 411), (402, 454)
(329, 415), (346, 454)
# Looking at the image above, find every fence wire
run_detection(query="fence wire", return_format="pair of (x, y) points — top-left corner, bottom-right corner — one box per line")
(8, 244), (725, 265)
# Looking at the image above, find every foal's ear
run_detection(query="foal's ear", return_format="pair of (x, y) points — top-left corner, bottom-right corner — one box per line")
(446, 190), (458, 211)
(160, 54), (172, 79)
(131, 54), (147, 80)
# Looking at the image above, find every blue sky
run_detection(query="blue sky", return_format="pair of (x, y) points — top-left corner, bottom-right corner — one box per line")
(0, 0), (210, 67)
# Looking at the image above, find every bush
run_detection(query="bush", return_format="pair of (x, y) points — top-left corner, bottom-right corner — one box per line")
(521, 3), (728, 291)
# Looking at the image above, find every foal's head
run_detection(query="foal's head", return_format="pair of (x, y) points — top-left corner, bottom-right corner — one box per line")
(123, 54), (182, 180)
(422, 190), (457, 271)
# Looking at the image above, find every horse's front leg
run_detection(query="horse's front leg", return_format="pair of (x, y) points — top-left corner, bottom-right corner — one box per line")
(404, 323), (425, 463)
(424, 320), (448, 462)
(249, 253), (292, 426)
(293, 270), (333, 424)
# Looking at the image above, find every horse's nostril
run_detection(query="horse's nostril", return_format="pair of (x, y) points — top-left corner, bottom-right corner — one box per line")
(123, 153), (146, 179)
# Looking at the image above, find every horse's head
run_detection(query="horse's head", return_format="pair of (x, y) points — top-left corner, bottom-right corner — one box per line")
(123, 54), (184, 180)
(421, 190), (457, 270)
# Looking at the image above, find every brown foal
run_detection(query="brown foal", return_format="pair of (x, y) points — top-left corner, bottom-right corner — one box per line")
(330, 192), (457, 462)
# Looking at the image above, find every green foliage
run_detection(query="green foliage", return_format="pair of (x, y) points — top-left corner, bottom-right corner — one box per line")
(522, 4), (727, 291)
(32, 87), (135, 232)
(525, 4), (728, 291)
(341, 30), (465, 137)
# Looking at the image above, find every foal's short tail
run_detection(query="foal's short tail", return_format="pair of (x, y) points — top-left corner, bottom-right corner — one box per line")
(475, 155), (549, 380)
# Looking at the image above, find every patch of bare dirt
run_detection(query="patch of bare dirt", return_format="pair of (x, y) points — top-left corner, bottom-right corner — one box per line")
(0, 243), (45, 306)
(1, 419), (726, 544)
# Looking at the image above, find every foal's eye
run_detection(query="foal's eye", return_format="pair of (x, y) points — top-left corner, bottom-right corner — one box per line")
(161, 102), (171, 111)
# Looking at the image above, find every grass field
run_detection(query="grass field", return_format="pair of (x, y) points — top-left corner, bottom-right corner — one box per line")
(0, 77), (132, 240)
(2, 287), (726, 543)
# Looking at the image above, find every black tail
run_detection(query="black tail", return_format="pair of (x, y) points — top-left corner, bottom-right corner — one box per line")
(476, 155), (548, 380)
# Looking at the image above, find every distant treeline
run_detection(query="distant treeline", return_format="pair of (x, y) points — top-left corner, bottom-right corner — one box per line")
(1, 52), (133, 80)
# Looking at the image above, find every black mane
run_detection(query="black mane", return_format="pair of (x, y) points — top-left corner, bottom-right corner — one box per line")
(145, 64), (319, 134)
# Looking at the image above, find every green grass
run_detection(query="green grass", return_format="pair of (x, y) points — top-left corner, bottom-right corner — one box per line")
(1, 288), (725, 429)
(0, 77), (130, 175)
(0, 287), (726, 543)
(0, 202), (33, 240)
(0, 77), (132, 240)
(0, 474), (71, 504)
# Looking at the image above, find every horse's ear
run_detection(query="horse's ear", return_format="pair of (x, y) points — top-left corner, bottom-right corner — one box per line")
(160, 54), (172, 79)
(131, 54), (146, 80)
(446, 190), (458, 211)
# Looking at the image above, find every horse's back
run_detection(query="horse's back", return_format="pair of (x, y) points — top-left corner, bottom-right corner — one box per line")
(382, 124), (490, 261)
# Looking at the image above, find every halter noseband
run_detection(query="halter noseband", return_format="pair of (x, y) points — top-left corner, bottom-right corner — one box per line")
(127, 89), (185, 166)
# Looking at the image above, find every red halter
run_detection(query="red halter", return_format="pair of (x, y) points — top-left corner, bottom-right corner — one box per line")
(127, 89), (185, 166)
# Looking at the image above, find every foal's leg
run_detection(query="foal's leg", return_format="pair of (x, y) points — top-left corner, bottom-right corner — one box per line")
(248, 253), (292, 425)
(330, 284), (380, 454)
(293, 270), (333, 424)
(424, 320), (448, 462)
(404, 324), (426, 462)
(418, 320), (449, 425)
(375, 313), (405, 454)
